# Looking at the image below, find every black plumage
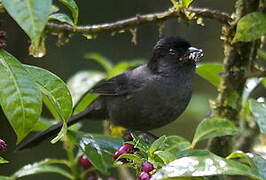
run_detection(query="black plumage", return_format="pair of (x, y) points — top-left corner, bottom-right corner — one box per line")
(17, 36), (203, 150)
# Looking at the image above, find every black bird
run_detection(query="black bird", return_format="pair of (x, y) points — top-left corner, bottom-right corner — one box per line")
(17, 36), (203, 150)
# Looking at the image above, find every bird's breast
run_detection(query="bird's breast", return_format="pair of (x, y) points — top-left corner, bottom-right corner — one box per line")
(107, 72), (194, 130)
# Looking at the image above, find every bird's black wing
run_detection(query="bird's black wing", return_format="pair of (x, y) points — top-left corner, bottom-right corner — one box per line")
(89, 73), (132, 96)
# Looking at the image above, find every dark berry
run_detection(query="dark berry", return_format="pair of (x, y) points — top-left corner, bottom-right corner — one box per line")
(112, 149), (127, 160)
(138, 172), (151, 180)
(113, 144), (132, 160)
(141, 161), (154, 173)
(79, 155), (92, 168)
(0, 139), (7, 152)
(119, 144), (132, 152)
(87, 171), (98, 180)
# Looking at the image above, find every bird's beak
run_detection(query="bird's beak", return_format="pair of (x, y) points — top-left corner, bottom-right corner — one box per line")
(186, 47), (203, 62)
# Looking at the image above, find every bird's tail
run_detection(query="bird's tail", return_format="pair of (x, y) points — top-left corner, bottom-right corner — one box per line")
(16, 105), (102, 151)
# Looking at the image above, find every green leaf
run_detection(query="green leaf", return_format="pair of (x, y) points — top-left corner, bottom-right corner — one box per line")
(2, 0), (52, 48)
(154, 151), (177, 164)
(51, 122), (67, 144)
(242, 78), (262, 106)
(0, 157), (8, 164)
(181, 0), (193, 8)
(32, 117), (55, 131)
(149, 136), (167, 155)
(108, 60), (144, 78)
(69, 131), (123, 174)
(67, 70), (105, 105)
(0, 176), (11, 180)
(58, 0), (79, 24)
(164, 136), (191, 154)
(262, 78), (266, 88)
(227, 151), (266, 179)
(233, 12), (266, 43)
(258, 49), (266, 60)
(192, 118), (238, 147)
(73, 94), (98, 114)
(85, 53), (113, 74)
(196, 63), (224, 87)
(0, 50), (42, 143)
(24, 65), (73, 122)
(12, 159), (73, 179)
(118, 154), (144, 164)
(151, 150), (262, 180)
(49, 13), (74, 26)
(249, 99), (266, 133)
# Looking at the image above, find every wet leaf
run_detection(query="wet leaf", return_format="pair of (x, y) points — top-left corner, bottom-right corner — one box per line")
(151, 150), (261, 180)
(233, 12), (266, 43)
(24, 65), (73, 121)
(12, 159), (73, 179)
(192, 118), (238, 147)
(0, 50), (42, 143)
(2, 0), (52, 48)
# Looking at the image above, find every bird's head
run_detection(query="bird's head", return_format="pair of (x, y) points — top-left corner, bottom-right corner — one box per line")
(152, 36), (203, 63)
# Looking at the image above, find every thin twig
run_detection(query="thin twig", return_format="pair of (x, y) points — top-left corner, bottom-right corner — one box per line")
(46, 8), (232, 35)
(245, 71), (266, 78)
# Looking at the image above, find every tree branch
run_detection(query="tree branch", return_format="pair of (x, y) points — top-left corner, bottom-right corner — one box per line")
(46, 8), (232, 35)
(245, 71), (266, 78)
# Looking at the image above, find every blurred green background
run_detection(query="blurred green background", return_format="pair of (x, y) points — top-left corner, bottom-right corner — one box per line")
(0, 0), (235, 179)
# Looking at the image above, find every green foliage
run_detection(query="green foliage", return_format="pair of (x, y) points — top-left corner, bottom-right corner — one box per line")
(0, 157), (8, 164)
(11, 159), (73, 179)
(196, 63), (224, 87)
(69, 131), (123, 174)
(249, 99), (266, 133)
(57, 0), (79, 24)
(191, 118), (239, 147)
(0, 50), (42, 143)
(2, 0), (52, 49)
(170, 0), (194, 8)
(24, 65), (73, 122)
(49, 13), (74, 25)
(233, 12), (266, 43)
(152, 150), (266, 180)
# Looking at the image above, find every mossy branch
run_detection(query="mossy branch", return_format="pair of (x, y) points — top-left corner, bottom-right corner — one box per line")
(46, 7), (232, 36)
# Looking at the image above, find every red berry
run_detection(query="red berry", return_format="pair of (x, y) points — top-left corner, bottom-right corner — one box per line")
(138, 172), (151, 180)
(119, 144), (132, 152)
(141, 161), (154, 173)
(0, 139), (7, 152)
(79, 155), (92, 168)
(112, 149), (127, 160)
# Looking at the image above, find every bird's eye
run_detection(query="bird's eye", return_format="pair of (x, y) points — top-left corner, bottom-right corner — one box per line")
(169, 48), (176, 55)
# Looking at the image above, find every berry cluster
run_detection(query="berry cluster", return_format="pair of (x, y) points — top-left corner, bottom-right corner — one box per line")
(139, 161), (154, 180)
(79, 154), (116, 180)
(0, 139), (7, 152)
(113, 134), (155, 180)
